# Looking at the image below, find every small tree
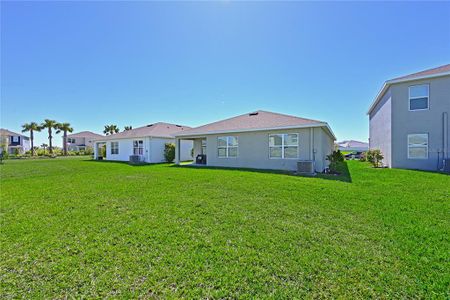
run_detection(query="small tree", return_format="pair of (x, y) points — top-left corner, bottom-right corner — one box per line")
(164, 143), (175, 163)
(366, 149), (384, 168)
(326, 150), (344, 173)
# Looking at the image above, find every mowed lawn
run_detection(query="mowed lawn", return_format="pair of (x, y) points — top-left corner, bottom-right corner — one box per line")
(0, 158), (449, 298)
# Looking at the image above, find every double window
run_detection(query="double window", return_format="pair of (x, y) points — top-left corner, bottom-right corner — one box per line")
(409, 84), (429, 111)
(111, 142), (119, 155)
(217, 136), (238, 158)
(269, 133), (299, 159)
(133, 140), (144, 155)
(407, 134), (428, 159)
(67, 138), (76, 144)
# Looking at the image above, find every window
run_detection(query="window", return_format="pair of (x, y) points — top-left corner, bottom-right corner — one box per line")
(201, 139), (207, 154)
(67, 138), (76, 144)
(269, 133), (299, 159)
(111, 142), (119, 155)
(408, 134), (428, 159)
(409, 84), (429, 111)
(217, 136), (238, 158)
(12, 136), (19, 143)
(133, 140), (144, 155)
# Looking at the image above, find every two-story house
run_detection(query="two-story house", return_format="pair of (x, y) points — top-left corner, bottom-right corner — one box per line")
(66, 131), (104, 151)
(0, 129), (31, 154)
(368, 64), (450, 171)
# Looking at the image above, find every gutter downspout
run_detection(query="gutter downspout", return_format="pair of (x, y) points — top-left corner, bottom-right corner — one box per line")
(444, 112), (448, 159)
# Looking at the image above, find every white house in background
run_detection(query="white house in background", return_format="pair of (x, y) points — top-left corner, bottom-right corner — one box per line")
(93, 122), (193, 163)
(66, 131), (104, 151)
(174, 110), (336, 173)
(0, 129), (31, 154)
(337, 140), (369, 152)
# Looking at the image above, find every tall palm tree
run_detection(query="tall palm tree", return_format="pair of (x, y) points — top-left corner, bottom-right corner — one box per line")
(103, 125), (120, 135)
(41, 143), (48, 155)
(21, 122), (41, 156)
(56, 122), (73, 156)
(124, 126), (132, 131)
(40, 119), (59, 154)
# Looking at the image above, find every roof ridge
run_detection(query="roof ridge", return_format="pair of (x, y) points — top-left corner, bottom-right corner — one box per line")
(389, 63), (450, 81)
(257, 110), (325, 124)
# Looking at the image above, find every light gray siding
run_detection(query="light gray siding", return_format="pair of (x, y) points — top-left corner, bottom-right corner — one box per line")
(181, 127), (334, 172)
(369, 88), (392, 166)
(390, 76), (450, 170)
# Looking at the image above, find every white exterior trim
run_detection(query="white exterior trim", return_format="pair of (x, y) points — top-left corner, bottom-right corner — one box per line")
(367, 71), (450, 115)
(176, 123), (336, 141)
(408, 84), (430, 111)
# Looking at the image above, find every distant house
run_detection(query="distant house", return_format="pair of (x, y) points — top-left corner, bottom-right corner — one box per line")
(0, 129), (31, 154)
(174, 110), (336, 173)
(367, 64), (450, 171)
(66, 131), (104, 151)
(337, 140), (369, 152)
(93, 122), (193, 163)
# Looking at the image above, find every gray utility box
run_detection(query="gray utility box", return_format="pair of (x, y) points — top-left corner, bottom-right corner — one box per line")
(297, 160), (315, 175)
(129, 155), (144, 165)
(443, 159), (450, 174)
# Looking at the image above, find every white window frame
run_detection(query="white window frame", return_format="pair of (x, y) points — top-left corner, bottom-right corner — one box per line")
(133, 140), (144, 155)
(408, 84), (429, 111)
(111, 142), (119, 155)
(67, 138), (76, 144)
(407, 133), (428, 159)
(201, 139), (207, 154)
(269, 133), (299, 159)
(217, 136), (238, 158)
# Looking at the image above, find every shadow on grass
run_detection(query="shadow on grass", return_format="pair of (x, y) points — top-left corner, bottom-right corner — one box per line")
(316, 161), (352, 183)
(171, 161), (353, 183)
(83, 159), (154, 167)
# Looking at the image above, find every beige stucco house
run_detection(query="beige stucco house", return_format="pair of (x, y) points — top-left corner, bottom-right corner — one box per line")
(175, 110), (336, 173)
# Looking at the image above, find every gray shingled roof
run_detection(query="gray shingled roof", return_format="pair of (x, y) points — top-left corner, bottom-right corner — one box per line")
(67, 131), (104, 139)
(94, 122), (191, 141)
(176, 110), (334, 138)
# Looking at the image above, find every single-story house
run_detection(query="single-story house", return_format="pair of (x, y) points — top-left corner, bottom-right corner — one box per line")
(93, 122), (193, 163)
(174, 110), (336, 173)
(66, 131), (104, 151)
(337, 140), (369, 152)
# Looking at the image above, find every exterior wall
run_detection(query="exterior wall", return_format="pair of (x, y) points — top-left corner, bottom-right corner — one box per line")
(102, 137), (192, 163)
(369, 88), (392, 166)
(390, 76), (450, 171)
(67, 137), (97, 151)
(183, 127), (334, 172)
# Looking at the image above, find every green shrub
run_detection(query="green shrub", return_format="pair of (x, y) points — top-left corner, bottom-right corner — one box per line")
(84, 146), (93, 155)
(359, 152), (367, 162)
(164, 143), (175, 163)
(366, 149), (384, 168)
(326, 150), (344, 172)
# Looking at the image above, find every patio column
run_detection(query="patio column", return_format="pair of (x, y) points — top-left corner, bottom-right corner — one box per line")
(93, 142), (98, 159)
(175, 138), (180, 165)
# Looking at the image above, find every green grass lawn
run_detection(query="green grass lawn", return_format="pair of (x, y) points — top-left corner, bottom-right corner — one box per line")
(1, 157), (449, 298)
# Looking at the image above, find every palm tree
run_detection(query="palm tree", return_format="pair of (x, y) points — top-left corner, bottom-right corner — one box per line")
(103, 125), (120, 135)
(21, 122), (41, 156)
(56, 122), (73, 156)
(124, 126), (132, 131)
(41, 143), (48, 155)
(40, 119), (59, 154)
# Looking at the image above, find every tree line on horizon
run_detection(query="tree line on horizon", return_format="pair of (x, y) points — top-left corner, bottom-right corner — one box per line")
(20, 121), (133, 156)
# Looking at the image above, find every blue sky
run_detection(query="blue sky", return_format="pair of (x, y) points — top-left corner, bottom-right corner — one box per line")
(1, 1), (449, 147)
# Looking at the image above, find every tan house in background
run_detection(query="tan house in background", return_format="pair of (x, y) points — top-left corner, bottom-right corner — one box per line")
(175, 110), (336, 173)
(0, 129), (31, 154)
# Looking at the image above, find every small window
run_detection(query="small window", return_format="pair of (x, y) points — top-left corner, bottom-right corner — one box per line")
(269, 133), (299, 159)
(409, 84), (429, 111)
(111, 142), (119, 155)
(133, 140), (144, 155)
(67, 138), (75, 144)
(201, 139), (206, 154)
(12, 136), (19, 143)
(408, 134), (428, 159)
(217, 136), (238, 158)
